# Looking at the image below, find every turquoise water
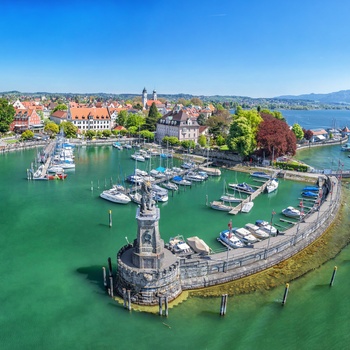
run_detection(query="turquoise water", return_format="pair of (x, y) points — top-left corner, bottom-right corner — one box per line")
(1, 131), (350, 349)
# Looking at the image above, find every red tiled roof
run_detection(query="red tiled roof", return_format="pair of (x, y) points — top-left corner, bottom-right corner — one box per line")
(69, 107), (110, 120)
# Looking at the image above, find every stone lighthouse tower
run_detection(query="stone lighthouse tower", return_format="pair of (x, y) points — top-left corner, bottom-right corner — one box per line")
(142, 87), (147, 110)
(116, 181), (182, 305)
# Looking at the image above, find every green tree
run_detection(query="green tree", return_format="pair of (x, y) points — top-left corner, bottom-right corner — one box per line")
(181, 140), (195, 149)
(52, 104), (67, 113)
(21, 130), (34, 140)
(227, 117), (255, 157)
(144, 102), (160, 131)
(292, 123), (304, 140)
(190, 97), (203, 107)
(85, 129), (96, 140)
(198, 134), (207, 147)
(60, 121), (77, 138)
(0, 98), (15, 133)
(139, 130), (154, 142)
(128, 126), (138, 135)
(162, 136), (180, 146)
(216, 134), (226, 146)
(44, 121), (59, 136)
(102, 129), (112, 138)
(117, 110), (128, 126)
(126, 114), (145, 129)
(177, 98), (191, 106)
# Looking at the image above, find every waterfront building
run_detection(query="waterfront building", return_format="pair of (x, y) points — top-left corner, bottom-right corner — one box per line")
(156, 105), (200, 143)
(67, 107), (111, 132)
(10, 107), (43, 133)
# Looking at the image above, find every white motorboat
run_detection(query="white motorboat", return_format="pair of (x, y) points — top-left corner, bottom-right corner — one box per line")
(100, 189), (131, 204)
(135, 169), (148, 177)
(161, 181), (178, 191)
(228, 182), (255, 193)
(241, 201), (254, 213)
(126, 174), (144, 185)
(184, 171), (206, 182)
(244, 223), (269, 240)
(210, 201), (232, 212)
(33, 165), (44, 178)
(250, 171), (271, 179)
(112, 142), (123, 150)
(47, 165), (65, 173)
(153, 192), (168, 202)
(255, 220), (278, 236)
(172, 176), (191, 186)
(233, 227), (259, 244)
(169, 235), (192, 254)
(266, 179), (279, 193)
(282, 206), (301, 218)
(131, 153), (145, 162)
(220, 193), (242, 203)
(58, 162), (76, 169)
(218, 229), (244, 248)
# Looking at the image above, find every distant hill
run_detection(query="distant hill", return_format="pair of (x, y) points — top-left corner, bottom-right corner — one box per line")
(276, 90), (350, 104)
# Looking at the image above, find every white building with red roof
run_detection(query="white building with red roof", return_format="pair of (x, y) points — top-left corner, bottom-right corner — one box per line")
(67, 107), (111, 132)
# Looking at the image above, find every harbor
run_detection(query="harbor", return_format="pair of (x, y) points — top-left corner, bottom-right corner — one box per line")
(1, 137), (350, 350)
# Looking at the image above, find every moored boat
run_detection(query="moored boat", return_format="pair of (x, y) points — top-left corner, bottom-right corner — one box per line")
(100, 189), (131, 204)
(255, 220), (278, 236)
(244, 223), (269, 240)
(282, 206), (301, 218)
(302, 191), (318, 198)
(220, 193), (242, 203)
(233, 227), (259, 244)
(228, 182), (255, 193)
(161, 181), (178, 191)
(218, 229), (244, 249)
(169, 235), (192, 254)
(172, 176), (191, 186)
(241, 201), (254, 213)
(266, 179), (279, 193)
(210, 200), (232, 212)
(250, 171), (271, 179)
(186, 236), (210, 255)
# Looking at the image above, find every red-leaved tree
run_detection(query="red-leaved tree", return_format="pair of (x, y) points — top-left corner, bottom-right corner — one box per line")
(256, 114), (297, 159)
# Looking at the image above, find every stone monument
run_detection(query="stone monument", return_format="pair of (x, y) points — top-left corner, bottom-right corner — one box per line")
(116, 181), (182, 305)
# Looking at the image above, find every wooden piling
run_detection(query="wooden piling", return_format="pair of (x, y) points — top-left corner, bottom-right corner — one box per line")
(107, 257), (112, 277)
(122, 288), (127, 308)
(164, 296), (169, 317)
(220, 294), (227, 316)
(102, 266), (107, 289)
(159, 296), (163, 316)
(127, 290), (131, 311)
(330, 266), (337, 286)
(109, 210), (112, 227)
(282, 283), (289, 305)
(109, 276), (114, 297)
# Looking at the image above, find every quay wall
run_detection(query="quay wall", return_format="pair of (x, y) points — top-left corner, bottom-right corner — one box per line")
(178, 176), (341, 290)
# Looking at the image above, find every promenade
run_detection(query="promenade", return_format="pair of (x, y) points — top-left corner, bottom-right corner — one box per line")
(178, 175), (340, 290)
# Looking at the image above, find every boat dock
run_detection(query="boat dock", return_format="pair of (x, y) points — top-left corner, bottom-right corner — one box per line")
(228, 171), (279, 215)
(27, 141), (56, 180)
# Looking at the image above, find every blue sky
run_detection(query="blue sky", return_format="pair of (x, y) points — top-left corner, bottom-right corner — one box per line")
(2, 0), (350, 98)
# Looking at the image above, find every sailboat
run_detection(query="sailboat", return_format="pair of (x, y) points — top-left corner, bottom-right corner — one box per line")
(220, 180), (242, 203)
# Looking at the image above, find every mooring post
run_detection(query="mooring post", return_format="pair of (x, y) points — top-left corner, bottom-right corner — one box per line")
(122, 288), (127, 308)
(91, 181), (93, 191)
(282, 283), (289, 305)
(330, 266), (337, 286)
(107, 257), (113, 277)
(109, 210), (112, 227)
(159, 296), (163, 316)
(109, 276), (114, 297)
(165, 296), (169, 317)
(102, 267), (107, 290)
(220, 294), (225, 316)
(127, 290), (131, 311)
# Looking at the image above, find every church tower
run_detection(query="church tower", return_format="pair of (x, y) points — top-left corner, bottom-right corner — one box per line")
(142, 87), (147, 110)
(152, 89), (157, 101)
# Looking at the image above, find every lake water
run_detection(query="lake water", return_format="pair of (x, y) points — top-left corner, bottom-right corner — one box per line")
(1, 110), (350, 350)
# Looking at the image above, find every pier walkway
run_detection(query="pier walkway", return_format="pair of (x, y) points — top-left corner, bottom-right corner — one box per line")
(228, 171), (279, 215)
